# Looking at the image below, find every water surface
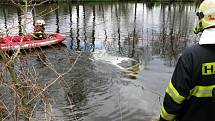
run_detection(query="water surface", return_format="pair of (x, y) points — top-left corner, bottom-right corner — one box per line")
(0, 2), (198, 121)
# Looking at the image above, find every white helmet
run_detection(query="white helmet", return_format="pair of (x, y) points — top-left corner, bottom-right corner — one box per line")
(35, 20), (45, 25)
(194, 0), (215, 34)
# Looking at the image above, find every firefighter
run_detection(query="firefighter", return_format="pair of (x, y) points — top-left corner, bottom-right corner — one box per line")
(32, 19), (45, 40)
(160, 0), (215, 121)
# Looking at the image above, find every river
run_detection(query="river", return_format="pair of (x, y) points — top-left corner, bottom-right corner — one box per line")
(0, 2), (198, 121)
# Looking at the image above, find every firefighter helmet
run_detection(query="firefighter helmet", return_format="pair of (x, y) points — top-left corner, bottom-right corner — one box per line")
(35, 20), (45, 26)
(194, 0), (215, 34)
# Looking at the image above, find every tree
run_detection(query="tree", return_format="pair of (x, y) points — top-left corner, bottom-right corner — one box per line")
(0, 0), (80, 120)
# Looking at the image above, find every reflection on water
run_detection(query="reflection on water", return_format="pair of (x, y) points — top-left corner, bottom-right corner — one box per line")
(0, 2), (197, 121)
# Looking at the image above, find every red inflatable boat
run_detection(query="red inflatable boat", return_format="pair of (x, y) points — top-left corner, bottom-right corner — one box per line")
(0, 33), (65, 51)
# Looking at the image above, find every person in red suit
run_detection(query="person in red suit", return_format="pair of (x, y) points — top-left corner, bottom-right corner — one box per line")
(32, 20), (45, 40)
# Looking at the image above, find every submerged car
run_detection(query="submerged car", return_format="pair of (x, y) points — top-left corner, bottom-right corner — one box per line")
(92, 51), (140, 74)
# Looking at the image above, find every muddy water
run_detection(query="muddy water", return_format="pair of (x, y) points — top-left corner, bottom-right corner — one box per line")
(0, 2), (198, 121)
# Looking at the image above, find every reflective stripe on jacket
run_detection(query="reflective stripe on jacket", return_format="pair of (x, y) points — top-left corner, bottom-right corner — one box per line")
(160, 44), (215, 121)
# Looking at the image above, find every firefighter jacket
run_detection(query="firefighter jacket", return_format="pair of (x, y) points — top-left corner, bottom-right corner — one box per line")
(160, 44), (215, 121)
